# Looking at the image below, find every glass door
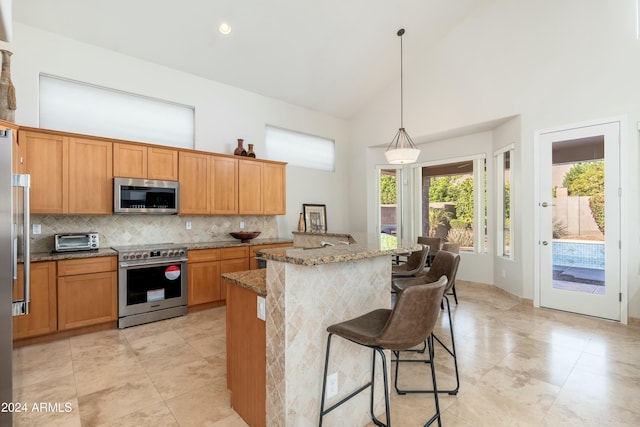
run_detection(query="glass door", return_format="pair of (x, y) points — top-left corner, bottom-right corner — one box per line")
(538, 121), (620, 320)
(377, 167), (402, 245)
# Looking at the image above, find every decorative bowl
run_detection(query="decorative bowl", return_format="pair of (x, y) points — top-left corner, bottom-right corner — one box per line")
(229, 231), (261, 243)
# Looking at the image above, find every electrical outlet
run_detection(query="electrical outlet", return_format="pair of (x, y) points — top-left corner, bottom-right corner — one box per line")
(326, 372), (338, 398)
(239, 220), (245, 230)
(257, 296), (266, 321)
(185, 221), (192, 230)
(32, 224), (41, 235)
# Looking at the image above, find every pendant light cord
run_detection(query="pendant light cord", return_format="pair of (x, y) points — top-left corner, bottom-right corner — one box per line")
(398, 28), (405, 129)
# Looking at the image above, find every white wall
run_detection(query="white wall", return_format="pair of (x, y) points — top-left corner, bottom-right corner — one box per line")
(351, 0), (640, 318)
(2, 23), (351, 236)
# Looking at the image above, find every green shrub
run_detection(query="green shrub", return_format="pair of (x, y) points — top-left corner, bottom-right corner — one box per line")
(589, 192), (605, 234)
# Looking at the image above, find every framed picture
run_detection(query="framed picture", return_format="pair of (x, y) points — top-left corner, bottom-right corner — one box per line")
(303, 204), (327, 233)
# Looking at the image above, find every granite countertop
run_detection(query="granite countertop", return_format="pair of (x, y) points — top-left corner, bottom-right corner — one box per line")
(259, 232), (419, 266)
(27, 238), (293, 262)
(221, 269), (266, 296)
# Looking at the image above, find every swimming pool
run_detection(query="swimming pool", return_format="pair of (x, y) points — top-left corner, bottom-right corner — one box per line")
(553, 240), (604, 269)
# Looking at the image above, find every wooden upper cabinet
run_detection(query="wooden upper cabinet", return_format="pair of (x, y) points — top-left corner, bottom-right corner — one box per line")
(20, 130), (69, 214)
(263, 162), (286, 215)
(238, 160), (263, 215)
(114, 143), (178, 181)
(68, 137), (113, 214)
(148, 146), (179, 180)
(211, 155), (238, 214)
(113, 142), (147, 178)
(179, 151), (210, 214)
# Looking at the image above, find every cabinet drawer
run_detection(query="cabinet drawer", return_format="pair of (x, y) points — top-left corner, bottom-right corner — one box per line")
(221, 246), (250, 260)
(188, 248), (220, 263)
(58, 256), (117, 276)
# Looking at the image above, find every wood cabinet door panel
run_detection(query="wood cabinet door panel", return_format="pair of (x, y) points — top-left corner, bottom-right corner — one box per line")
(58, 271), (117, 330)
(20, 130), (69, 214)
(68, 137), (113, 214)
(13, 262), (57, 339)
(238, 160), (263, 214)
(58, 256), (117, 276)
(220, 246), (250, 260)
(179, 152), (210, 214)
(188, 248), (220, 263)
(211, 156), (238, 214)
(188, 261), (221, 305)
(220, 258), (250, 300)
(263, 163), (286, 215)
(113, 142), (147, 178)
(148, 147), (179, 181)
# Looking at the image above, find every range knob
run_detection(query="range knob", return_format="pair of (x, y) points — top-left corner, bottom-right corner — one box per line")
(162, 251), (168, 257)
(143, 253), (149, 258)
(179, 249), (186, 256)
(168, 250), (175, 256)
(136, 254), (142, 259)
(122, 254), (129, 260)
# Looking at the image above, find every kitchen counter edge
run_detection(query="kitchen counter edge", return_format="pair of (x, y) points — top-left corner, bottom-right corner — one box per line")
(28, 238), (293, 262)
(221, 269), (266, 296)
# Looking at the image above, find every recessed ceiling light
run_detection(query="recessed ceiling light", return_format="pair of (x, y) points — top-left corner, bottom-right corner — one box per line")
(218, 22), (232, 35)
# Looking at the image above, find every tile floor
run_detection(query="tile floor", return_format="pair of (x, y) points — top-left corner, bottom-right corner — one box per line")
(11, 281), (640, 426)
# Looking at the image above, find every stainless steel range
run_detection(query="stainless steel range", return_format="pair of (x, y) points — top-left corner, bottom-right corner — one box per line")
(112, 243), (188, 328)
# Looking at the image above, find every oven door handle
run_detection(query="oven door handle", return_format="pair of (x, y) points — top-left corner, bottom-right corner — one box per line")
(120, 258), (187, 268)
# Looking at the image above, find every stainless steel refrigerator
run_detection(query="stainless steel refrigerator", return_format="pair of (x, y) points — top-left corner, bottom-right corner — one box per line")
(1, 128), (30, 427)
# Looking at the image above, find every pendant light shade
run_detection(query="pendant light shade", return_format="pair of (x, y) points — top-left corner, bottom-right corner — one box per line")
(385, 28), (420, 165)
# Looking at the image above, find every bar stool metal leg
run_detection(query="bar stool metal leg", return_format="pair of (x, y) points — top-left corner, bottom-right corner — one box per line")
(319, 334), (391, 426)
(394, 295), (459, 395)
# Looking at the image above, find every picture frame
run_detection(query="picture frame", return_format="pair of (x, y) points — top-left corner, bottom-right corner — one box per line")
(303, 204), (327, 233)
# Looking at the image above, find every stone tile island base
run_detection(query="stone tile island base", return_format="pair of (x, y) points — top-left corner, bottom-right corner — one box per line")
(223, 233), (419, 426)
(266, 256), (391, 426)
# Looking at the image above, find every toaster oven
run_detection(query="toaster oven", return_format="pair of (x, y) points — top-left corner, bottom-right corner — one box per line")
(54, 233), (99, 252)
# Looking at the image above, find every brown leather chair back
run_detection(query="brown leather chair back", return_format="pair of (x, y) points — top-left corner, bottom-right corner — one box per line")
(424, 250), (460, 294)
(376, 276), (447, 350)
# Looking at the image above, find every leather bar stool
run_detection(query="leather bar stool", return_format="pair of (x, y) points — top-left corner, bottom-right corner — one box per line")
(392, 250), (461, 395)
(319, 276), (447, 427)
(417, 237), (441, 267)
(391, 244), (429, 278)
(441, 242), (461, 304)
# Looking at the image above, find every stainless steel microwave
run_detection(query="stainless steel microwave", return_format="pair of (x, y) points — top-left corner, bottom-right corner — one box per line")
(114, 178), (179, 214)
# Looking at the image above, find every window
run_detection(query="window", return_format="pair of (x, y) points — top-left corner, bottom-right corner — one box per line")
(39, 74), (194, 148)
(265, 125), (335, 171)
(495, 145), (514, 258)
(415, 156), (486, 252)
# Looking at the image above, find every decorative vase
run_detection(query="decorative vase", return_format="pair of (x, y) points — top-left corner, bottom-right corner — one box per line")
(234, 139), (247, 156)
(247, 144), (256, 158)
(0, 50), (16, 123)
(297, 212), (305, 232)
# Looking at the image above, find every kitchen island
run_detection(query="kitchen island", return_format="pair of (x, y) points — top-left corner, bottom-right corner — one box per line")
(222, 233), (418, 427)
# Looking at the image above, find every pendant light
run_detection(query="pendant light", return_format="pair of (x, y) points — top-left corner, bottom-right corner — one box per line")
(385, 28), (420, 165)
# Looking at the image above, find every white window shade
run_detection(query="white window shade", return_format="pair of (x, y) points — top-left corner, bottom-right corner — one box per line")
(265, 125), (335, 171)
(39, 75), (194, 148)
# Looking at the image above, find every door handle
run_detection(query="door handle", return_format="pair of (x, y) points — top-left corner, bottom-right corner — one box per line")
(542, 241), (549, 246)
(541, 202), (549, 207)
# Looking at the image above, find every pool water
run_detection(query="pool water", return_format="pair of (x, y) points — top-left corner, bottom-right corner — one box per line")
(553, 241), (604, 270)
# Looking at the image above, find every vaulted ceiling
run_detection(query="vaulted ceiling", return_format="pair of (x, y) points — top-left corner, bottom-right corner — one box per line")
(14, 0), (493, 119)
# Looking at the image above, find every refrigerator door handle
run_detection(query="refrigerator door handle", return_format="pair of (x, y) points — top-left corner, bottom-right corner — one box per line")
(12, 174), (30, 316)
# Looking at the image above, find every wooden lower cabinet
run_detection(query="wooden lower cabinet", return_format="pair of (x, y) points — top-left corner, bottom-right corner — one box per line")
(13, 261), (57, 339)
(57, 257), (117, 330)
(188, 246), (252, 306)
(225, 282), (266, 427)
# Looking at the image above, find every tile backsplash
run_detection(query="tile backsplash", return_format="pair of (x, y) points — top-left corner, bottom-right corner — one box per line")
(30, 214), (279, 253)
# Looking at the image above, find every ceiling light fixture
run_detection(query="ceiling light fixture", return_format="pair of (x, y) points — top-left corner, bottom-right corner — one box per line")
(385, 28), (420, 165)
(218, 22), (232, 35)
